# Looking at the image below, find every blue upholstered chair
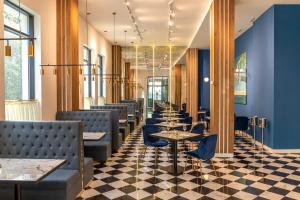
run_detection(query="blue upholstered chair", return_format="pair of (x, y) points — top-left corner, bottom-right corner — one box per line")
(184, 134), (218, 179)
(152, 113), (162, 119)
(146, 118), (158, 125)
(142, 125), (169, 166)
(234, 116), (249, 137)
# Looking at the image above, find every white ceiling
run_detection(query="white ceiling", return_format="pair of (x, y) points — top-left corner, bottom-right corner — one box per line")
(79, 0), (212, 46)
(189, 0), (300, 50)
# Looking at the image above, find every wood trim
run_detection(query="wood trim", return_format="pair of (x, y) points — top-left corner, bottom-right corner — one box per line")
(210, 0), (235, 153)
(174, 64), (182, 108)
(56, 0), (79, 111)
(186, 49), (199, 122)
(112, 45), (122, 103)
(125, 62), (130, 99)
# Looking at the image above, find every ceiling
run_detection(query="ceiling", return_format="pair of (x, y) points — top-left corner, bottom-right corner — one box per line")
(189, 0), (300, 50)
(78, 0), (213, 68)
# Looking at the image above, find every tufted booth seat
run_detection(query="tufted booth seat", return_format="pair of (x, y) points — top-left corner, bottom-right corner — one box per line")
(56, 111), (112, 162)
(81, 109), (123, 152)
(107, 103), (137, 132)
(121, 100), (142, 124)
(92, 105), (130, 138)
(0, 121), (84, 200)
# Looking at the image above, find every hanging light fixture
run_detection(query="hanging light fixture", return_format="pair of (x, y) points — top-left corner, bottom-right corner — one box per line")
(1, 0), (36, 57)
(28, 40), (34, 57)
(5, 40), (11, 57)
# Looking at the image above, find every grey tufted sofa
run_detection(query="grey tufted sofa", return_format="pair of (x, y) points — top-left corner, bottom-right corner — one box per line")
(56, 111), (112, 162)
(81, 109), (122, 152)
(0, 121), (84, 200)
(90, 105), (129, 140)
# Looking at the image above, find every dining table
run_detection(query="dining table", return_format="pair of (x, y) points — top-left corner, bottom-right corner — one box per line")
(0, 158), (66, 200)
(156, 122), (190, 130)
(156, 117), (184, 122)
(151, 131), (204, 176)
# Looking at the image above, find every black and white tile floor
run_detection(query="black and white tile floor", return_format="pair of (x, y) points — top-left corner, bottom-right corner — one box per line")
(77, 128), (300, 200)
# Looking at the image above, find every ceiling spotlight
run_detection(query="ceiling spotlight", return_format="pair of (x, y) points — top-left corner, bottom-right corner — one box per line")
(124, 1), (130, 6)
(169, 21), (174, 26)
(171, 12), (175, 17)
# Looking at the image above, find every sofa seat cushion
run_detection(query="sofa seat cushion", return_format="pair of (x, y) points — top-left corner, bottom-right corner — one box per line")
(24, 169), (80, 189)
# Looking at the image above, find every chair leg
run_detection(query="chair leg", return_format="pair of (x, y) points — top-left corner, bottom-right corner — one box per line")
(210, 160), (218, 177)
(184, 155), (189, 174)
(143, 146), (147, 159)
(198, 160), (203, 183)
(154, 147), (158, 168)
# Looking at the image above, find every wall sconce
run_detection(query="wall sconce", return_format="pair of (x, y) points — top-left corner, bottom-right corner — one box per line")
(204, 77), (209, 83)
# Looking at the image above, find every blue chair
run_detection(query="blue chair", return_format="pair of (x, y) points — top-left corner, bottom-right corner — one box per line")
(234, 116), (249, 137)
(152, 113), (162, 119)
(142, 125), (169, 166)
(146, 118), (158, 125)
(184, 134), (218, 179)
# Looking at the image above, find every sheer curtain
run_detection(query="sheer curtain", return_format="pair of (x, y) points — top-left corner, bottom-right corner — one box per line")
(5, 100), (42, 121)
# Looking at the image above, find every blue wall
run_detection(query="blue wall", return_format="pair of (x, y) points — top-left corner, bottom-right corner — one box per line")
(198, 50), (210, 110)
(273, 5), (300, 149)
(235, 5), (300, 149)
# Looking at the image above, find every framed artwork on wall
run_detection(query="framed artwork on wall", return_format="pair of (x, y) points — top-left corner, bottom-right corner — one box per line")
(234, 52), (247, 104)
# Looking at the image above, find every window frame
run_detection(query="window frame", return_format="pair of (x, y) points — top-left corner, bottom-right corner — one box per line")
(83, 46), (92, 97)
(4, 0), (35, 100)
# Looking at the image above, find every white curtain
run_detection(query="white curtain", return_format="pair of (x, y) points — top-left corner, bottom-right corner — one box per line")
(84, 97), (95, 110)
(5, 100), (42, 121)
(97, 97), (105, 106)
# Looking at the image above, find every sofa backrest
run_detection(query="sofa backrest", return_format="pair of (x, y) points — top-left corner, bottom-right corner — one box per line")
(91, 105), (127, 120)
(56, 111), (112, 134)
(106, 103), (136, 117)
(0, 121), (83, 171)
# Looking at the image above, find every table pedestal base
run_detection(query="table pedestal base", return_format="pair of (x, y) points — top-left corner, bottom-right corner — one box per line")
(160, 165), (184, 176)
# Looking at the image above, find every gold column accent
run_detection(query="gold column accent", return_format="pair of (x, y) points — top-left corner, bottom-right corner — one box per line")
(210, 0), (235, 154)
(129, 69), (135, 99)
(186, 48), (199, 122)
(174, 64), (182, 108)
(56, 0), (79, 111)
(124, 62), (131, 99)
(112, 45), (122, 103)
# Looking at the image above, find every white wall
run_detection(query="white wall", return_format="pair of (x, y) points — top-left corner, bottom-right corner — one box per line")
(79, 16), (112, 107)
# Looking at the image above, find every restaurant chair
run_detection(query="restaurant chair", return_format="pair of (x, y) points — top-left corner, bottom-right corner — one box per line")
(184, 134), (218, 181)
(146, 118), (158, 125)
(142, 125), (169, 167)
(234, 116), (249, 137)
(152, 113), (162, 118)
(188, 123), (205, 150)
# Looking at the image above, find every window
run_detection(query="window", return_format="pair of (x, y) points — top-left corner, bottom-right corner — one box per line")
(4, 0), (35, 100)
(83, 46), (92, 97)
(98, 54), (104, 97)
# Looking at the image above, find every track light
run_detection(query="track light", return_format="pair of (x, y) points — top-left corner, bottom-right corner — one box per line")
(5, 40), (11, 57)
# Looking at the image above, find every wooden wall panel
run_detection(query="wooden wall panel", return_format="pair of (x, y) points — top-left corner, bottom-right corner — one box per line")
(174, 64), (182, 108)
(186, 49), (198, 122)
(57, 0), (79, 111)
(210, 0), (235, 154)
(124, 62), (131, 99)
(112, 45), (122, 103)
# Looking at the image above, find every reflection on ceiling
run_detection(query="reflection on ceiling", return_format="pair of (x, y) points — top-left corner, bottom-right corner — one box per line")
(122, 46), (186, 69)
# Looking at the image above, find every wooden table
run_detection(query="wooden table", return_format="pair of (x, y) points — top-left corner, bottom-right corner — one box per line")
(151, 131), (203, 176)
(156, 117), (184, 122)
(156, 122), (190, 130)
(0, 159), (66, 200)
(83, 132), (106, 140)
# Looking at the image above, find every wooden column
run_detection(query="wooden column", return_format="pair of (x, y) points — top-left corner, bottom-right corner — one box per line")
(186, 49), (199, 122)
(129, 69), (135, 99)
(112, 45), (122, 103)
(210, 0), (235, 154)
(124, 62), (131, 99)
(57, 0), (79, 111)
(174, 64), (182, 108)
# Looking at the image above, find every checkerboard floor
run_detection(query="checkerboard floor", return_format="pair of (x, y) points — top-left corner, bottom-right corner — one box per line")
(76, 128), (300, 200)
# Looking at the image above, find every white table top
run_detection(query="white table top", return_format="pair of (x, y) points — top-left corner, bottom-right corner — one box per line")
(0, 159), (65, 183)
(156, 117), (184, 121)
(83, 132), (106, 140)
(119, 119), (127, 124)
(157, 122), (190, 128)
